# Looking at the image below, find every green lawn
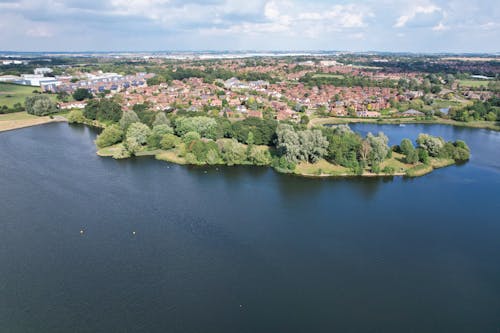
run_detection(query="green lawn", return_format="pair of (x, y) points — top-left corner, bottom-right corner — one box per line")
(312, 74), (345, 79)
(0, 82), (57, 108)
(458, 79), (490, 88)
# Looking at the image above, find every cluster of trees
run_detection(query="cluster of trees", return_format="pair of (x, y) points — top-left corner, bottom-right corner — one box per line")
(69, 103), (470, 172)
(72, 88), (93, 101)
(0, 102), (24, 114)
(147, 67), (276, 86)
(83, 99), (123, 122)
(275, 124), (391, 173)
(449, 98), (500, 122)
(25, 95), (57, 116)
(300, 73), (397, 89)
(396, 134), (470, 164)
(276, 124), (328, 166)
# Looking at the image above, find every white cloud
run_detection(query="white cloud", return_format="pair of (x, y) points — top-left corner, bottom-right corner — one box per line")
(394, 3), (441, 28)
(432, 21), (449, 31)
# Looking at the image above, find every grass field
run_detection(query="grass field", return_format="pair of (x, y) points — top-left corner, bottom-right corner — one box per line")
(0, 82), (57, 108)
(294, 159), (350, 176)
(312, 74), (345, 79)
(458, 79), (491, 88)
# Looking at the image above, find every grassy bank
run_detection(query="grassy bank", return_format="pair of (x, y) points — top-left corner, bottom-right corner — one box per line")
(309, 116), (500, 131)
(0, 111), (66, 132)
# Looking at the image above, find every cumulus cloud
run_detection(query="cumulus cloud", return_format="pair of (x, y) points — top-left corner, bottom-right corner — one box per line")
(0, 0), (498, 52)
(394, 3), (442, 28)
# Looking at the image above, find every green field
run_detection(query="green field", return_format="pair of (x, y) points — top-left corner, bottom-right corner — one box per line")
(0, 82), (57, 108)
(458, 79), (491, 88)
(312, 74), (345, 79)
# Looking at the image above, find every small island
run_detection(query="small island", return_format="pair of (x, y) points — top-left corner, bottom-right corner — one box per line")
(63, 103), (469, 178)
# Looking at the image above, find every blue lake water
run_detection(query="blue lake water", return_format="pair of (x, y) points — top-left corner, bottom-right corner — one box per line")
(0, 122), (499, 332)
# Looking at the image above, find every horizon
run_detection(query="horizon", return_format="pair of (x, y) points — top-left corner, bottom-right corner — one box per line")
(0, 0), (499, 53)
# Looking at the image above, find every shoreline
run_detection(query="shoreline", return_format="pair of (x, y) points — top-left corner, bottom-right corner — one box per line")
(309, 116), (500, 131)
(97, 144), (459, 179)
(0, 112), (67, 133)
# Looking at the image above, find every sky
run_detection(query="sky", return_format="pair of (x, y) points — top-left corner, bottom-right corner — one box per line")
(0, 0), (498, 53)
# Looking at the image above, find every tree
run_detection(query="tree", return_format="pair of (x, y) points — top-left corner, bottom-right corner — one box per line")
(417, 134), (444, 157)
(406, 149), (419, 164)
(217, 139), (247, 165)
(359, 139), (371, 164)
(152, 112), (171, 127)
(119, 110), (141, 129)
(182, 131), (201, 144)
(400, 138), (415, 156)
(25, 95), (56, 116)
(147, 124), (174, 148)
(67, 109), (86, 123)
(98, 99), (122, 122)
(297, 129), (328, 163)
(248, 146), (272, 165)
(57, 91), (70, 102)
(276, 124), (301, 163)
(366, 132), (389, 165)
(124, 123), (152, 154)
(83, 99), (100, 120)
(95, 125), (124, 148)
(72, 88), (92, 101)
(174, 116), (219, 139)
(160, 133), (181, 150)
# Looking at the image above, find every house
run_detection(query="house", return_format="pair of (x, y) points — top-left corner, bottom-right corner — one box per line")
(401, 109), (424, 117)
(58, 101), (87, 110)
(247, 110), (263, 119)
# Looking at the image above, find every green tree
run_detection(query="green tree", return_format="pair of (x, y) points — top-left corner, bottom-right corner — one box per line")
(152, 112), (171, 127)
(25, 95), (56, 116)
(83, 99), (100, 120)
(72, 88), (92, 101)
(400, 138), (414, 156)
(67, 109), (86, 123)
(147, 124), (174, 148)
(119, 110), (141, 129)
(417, 134), (444, 157)
(366, 132), (389, 165)
(160, 133), (181, 150)
(125, 123), (152, 154)
(95, 125), (124, 148)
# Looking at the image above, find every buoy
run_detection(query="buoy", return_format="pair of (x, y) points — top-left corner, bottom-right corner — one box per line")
(132, 231), (136, 235)
(80, 230), (84, 235)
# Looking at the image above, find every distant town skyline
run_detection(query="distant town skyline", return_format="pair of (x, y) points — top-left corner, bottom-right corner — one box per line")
(0, 0), (498, 53)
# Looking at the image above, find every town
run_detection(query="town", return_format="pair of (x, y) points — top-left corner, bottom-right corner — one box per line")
(1, 53), (498, 125)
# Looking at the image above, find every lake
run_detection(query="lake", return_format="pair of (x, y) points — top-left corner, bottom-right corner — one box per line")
(0, 123), (499, 333)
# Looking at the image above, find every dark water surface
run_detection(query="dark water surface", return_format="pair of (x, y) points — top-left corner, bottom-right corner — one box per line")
(0, 123), (499, 333)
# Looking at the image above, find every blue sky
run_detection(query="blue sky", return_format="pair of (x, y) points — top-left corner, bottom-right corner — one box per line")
(0, 0), (498, 52)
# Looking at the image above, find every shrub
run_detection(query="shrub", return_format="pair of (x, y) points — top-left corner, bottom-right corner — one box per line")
(67, 109), (86, 124)
(95, 125), (124, 148)
(160, 134), (181, 150)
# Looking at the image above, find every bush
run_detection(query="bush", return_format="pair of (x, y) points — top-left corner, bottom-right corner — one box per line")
(95, 125), (124, 148)
(67, 109), (86, 124)
(147, 124), (174, 148)
(124, 123), (151, 154)
(72, 88), (92, 101)
(182, 131), (201, 144)
(382, 166), (395, 175)
(160, 134), (181, 150)
(25, 95), (57, 116)
(248, 146), (272, 166)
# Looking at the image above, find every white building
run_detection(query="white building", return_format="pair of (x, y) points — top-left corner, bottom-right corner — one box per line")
(34, 67), (53, 75)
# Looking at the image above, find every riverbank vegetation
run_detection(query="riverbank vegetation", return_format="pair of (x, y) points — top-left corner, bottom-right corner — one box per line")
(66, 106), (470, 178)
